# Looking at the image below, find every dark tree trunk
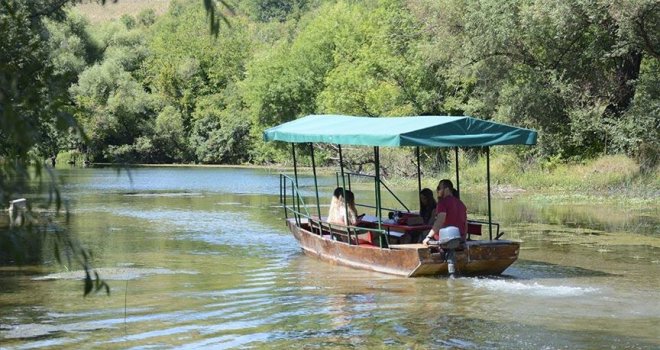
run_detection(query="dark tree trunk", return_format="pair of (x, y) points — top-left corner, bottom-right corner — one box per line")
(603, 51), (643, 118)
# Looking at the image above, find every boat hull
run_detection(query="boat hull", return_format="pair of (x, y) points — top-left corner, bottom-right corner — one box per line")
(287, 219), (519, 277)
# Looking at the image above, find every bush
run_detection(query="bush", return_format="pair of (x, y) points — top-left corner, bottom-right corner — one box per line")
(56, 149), (85, 166)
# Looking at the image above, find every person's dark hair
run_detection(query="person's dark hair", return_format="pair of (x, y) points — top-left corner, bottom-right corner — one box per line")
(420, 188), (435, 203)
(333, 187), (344, 198)
(437, 179), (459, 198)
(419, 188), (436, 224)
(437, 179), (453, 191)
(344, 190), (355, 205)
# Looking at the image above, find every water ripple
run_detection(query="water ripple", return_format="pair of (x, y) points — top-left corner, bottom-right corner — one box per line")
(471, 278), (599, 297)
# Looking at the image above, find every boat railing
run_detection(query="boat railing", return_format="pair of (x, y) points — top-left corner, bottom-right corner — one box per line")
(279, 174), (311, 226)
(307, 218), (390, 249)
(336, 171), (410, 214)
(279, 173), (390, 248)
(337, 172), (507, 240)
(467, 219), (503, 240)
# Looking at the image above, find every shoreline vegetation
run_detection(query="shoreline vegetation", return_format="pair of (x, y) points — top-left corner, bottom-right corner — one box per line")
(48, 0), (657, 170)
(78, 153), (659, 206)
(65, 0), (657, 208)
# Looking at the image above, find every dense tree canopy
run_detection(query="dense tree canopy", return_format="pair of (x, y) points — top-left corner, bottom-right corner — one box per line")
(2, 0), (659, 170)
(409, 0), (659, 167)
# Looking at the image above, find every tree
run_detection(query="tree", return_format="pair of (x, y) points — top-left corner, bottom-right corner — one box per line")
(144, 1), (252, 163)
(408, 0), (659, 165)
(1, 0), (108, 295)
(315, 0), (447, 116)
(152, 105), (188, 162)
(69, 17), (157, 162)
(237, 0), (311, 22)
(189, 91), (250, 163)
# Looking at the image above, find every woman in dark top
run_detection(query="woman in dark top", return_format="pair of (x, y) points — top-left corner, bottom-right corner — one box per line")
(419, 188), (437, 225)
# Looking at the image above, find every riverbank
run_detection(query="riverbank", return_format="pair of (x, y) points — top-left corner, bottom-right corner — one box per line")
(79, 154), (658, 206)
(418, 154), (659, 205)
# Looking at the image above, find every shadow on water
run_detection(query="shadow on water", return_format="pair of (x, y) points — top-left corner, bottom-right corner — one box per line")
(234, 314), (660, 350)
(401, 315), (660, 350)
(0, 225), (47, 267)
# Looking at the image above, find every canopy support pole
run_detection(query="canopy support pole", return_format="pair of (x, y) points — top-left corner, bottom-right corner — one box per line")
(486, 147), (493, 240)
(454, 147), (460, 198)
(338, 145), (351, 241)
(374, 146), (383, 246)
(310, 143), (321, 221)
(339, 144), (347, 193)
(416, 146), (421, 198)
(282, 174), (287, 220)
(292, 143), (300, 226)
(338, 145), (345, 190)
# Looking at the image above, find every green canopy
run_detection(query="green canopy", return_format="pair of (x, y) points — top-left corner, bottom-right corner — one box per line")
(263, 114), (537, 147)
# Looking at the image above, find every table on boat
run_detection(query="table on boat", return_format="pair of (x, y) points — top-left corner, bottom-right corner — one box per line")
(358, 215), (432, 244)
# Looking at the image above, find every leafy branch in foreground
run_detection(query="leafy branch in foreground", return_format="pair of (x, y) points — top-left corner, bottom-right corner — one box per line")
(1, 0), (233, 295)
(1, 0), (107, 296)
(203, 0), (234, 36)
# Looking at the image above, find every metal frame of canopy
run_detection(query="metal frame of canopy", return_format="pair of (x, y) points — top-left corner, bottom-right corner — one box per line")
(266, 114), (537, 240)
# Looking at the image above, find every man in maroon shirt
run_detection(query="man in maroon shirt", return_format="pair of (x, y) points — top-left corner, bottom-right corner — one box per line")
(422, 179), (467, 244)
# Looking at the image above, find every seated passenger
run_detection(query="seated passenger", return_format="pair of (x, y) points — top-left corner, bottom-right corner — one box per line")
(419, 188), (437, 225)
(342, 190), (361, 225)
(327, 187), (343, 223)
(423, 179), (467, 245)
(327, 188), (359, 226)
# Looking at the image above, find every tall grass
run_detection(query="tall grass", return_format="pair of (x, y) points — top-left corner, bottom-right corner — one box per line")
(438, 152), (658, 202)
(333, 150), (658, 205)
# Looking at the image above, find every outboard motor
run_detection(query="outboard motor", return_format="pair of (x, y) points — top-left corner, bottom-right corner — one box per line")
(428, 226), (462, 278)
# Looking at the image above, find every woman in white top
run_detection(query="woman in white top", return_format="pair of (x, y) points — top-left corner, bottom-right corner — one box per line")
(327, 188), (358, 226)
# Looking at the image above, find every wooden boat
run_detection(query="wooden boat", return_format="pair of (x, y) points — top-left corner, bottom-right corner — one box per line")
(264, 114), (537, 277)
(287, 218), (520, 277)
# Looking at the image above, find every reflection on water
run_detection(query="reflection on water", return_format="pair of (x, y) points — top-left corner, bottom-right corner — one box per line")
(0, 166), (658, 349)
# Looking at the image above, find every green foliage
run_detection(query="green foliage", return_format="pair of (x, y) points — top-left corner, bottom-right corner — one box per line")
(189, 92), (250, 163)
(619, 57), (660, 172)
(6, 0), (660, 171)
(136, 1), (253, 163)
(56, 149), (85, 166)
(70, 59), (156, 160)
(312, 1), (445, 116)
(45, 12), (101, 80)
(137, 8), (157, 27)
(120, 13), (136, 29)
(148, 1), (250, 92)
(0, 0), (107, 296)
(406, 0), (659, 169)
(241, 5), (336, 128)
(153, 105), (187, 162)
(105, 136), (156, 163)
(242, 0), (448, 164)
(69, 15), (157, 161)
(1, 0), (79, 198)
(238, 0), (311, 22)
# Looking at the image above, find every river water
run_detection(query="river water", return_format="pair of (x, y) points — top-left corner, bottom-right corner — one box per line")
(0, 166), (658, 349)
